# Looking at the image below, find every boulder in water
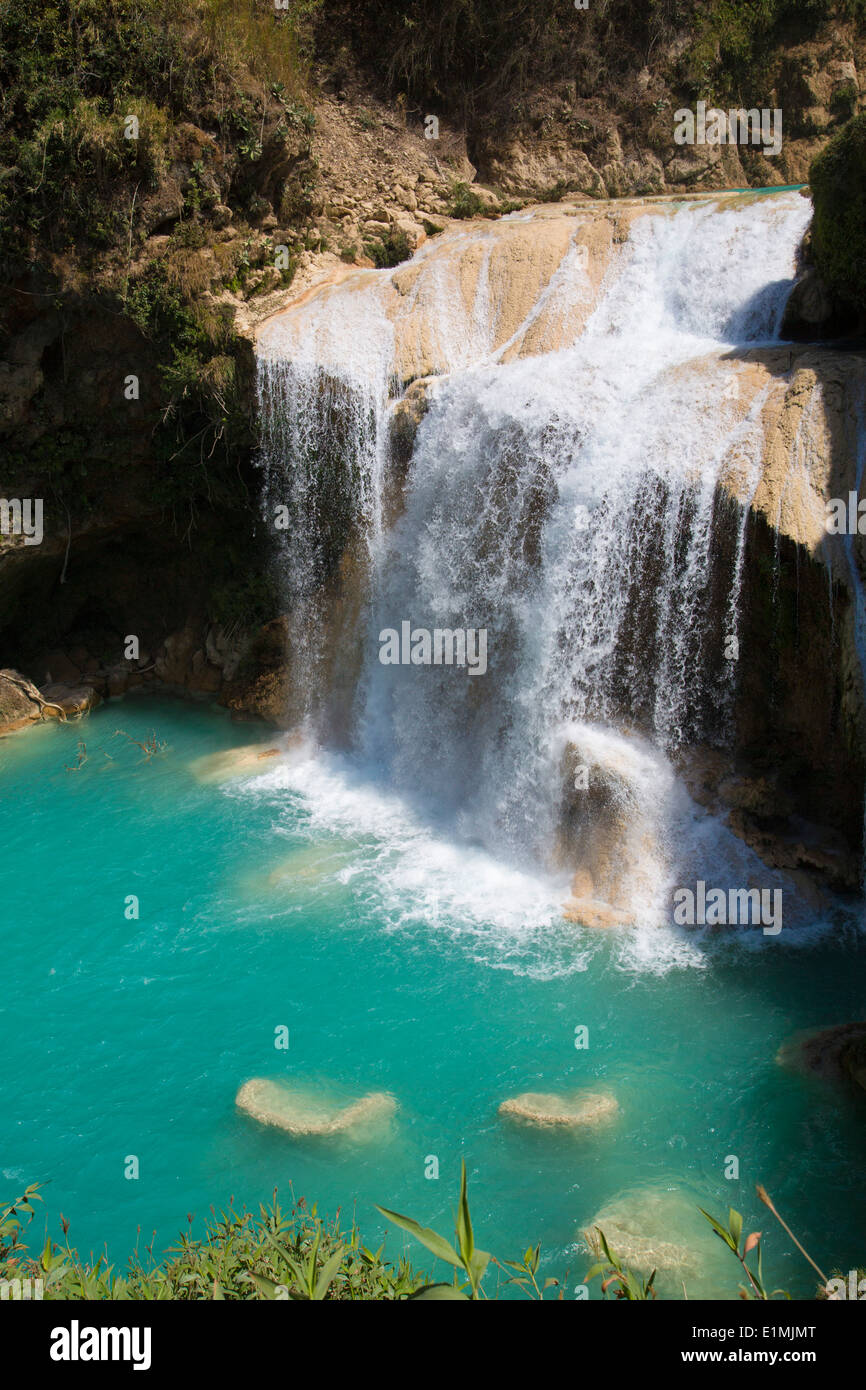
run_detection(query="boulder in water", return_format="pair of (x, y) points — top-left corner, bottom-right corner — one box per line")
(190, 737), (302, 783)
(236, 1078), (398, 1138)
(0, 669), (44, 732)
(562, 890), (634, 930)
(499, 1089), (619, 1130)
(40, 683), (101, 718)
(777, 1022), (866, 1093)
(582, 1188), (706, 1275)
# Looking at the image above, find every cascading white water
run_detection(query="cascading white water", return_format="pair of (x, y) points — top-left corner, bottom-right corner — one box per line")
(255, 191), (818, 936)
(257, 277), (396, 725)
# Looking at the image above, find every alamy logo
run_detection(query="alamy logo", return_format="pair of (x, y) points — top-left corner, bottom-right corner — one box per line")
(0, 497), (43, 546)
(673, 881), (782, 935)
(0, 1277), (43, 1299)
(825, 492), (866, 534)
(825, 1270), (866, 1299)
(674, 102), (783, 157)
(49, 1320), (152, 1372)
(379, 621), (488, 675)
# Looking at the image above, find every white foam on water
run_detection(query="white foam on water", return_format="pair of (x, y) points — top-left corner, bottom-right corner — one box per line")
(231, 749), (592, 979)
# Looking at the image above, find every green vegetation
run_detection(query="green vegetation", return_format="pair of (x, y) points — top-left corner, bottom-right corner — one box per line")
(318, 0), (863, 120)
(449, 181), (487, 219)
(363, 226), (411, 268)
(682, 0), (866, 103)
(1, 1168), (840, 1301)
(810, 113), (866, 313)
(0, 1183), (422, 1301)
(0, 0), (318, 271)
(0, 1), (325, 650)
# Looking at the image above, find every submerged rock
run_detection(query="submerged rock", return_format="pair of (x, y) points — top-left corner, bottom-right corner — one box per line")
(777, 1022), (866, 1092)
(582, 1188), (706, 1275)
(266, 840), (359, 887)
(562, 889), (634, 930)
(190, 737), (302, 782)
(499, 1089), (619, 1130)
(236, 1078), (398, 1138)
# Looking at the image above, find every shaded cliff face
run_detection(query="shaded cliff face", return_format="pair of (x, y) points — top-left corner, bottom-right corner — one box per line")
(0, 1), (321, 697)
(252, 192), (866, 902)
(0, 282), (271, 698)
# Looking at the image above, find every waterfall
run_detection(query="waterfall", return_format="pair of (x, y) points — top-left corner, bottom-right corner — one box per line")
(255, 191), (819, 936)
(257, 276), (396, 730)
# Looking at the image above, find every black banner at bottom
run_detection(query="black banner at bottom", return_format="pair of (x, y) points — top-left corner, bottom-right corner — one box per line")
(4, 1294), (859, 1376)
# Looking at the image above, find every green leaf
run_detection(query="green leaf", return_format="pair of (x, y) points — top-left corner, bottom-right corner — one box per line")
(250, 1273), (285, 1300)
(375, 1206), (461, 1268)
(699, 1208), (737, 1252)
(408, 1283), (469, 1300)
(456, 1160), (474, 1268)
(728, 1208), (743, 1252)
(596, 1227), (618, 1268)
(467, 1247), (490, 1287)
(314, 1245), (345, 1301)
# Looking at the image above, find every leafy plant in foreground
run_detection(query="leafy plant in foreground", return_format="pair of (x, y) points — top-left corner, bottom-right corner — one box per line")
(699, 1184), (830, 1300)
(585, 1225), (657, 1300)
(376, 1160), (490, 1299)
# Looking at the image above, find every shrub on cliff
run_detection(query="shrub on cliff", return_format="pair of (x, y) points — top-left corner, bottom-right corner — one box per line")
(810, 113), (866, 315)
(0, 0), (317, 274)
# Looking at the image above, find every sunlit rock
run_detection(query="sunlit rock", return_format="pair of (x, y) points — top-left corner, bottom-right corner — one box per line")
(190, 736), (303, 783)
(236, 1078), (397, 1138)
(557, 725), (684, 929)
(499, 1089), (619, 1130)
(0, 669), (44, 732)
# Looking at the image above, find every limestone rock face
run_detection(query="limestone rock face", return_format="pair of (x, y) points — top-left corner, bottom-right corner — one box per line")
(256, 204), (650, 388)
(780, 268), (853, 340)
